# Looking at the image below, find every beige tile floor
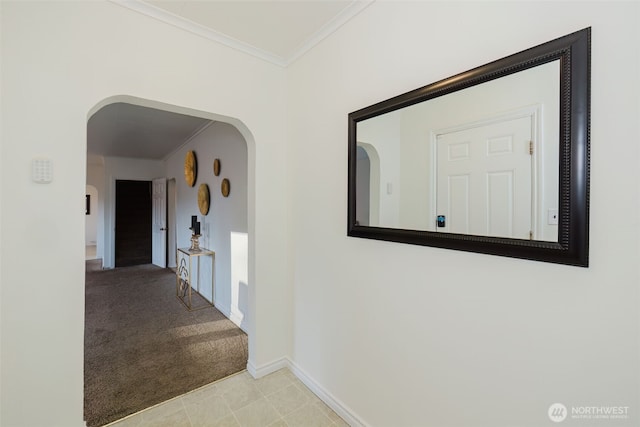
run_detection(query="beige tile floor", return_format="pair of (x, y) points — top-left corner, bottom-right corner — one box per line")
(106, 368), (349, 427)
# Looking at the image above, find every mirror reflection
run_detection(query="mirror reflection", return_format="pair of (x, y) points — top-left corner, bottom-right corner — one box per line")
(356, 60), (560, 242)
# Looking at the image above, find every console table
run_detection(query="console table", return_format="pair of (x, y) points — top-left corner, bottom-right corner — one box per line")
(176, 247), (215, 311)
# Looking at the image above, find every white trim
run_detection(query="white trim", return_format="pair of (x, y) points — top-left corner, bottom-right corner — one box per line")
(163, 120), (214, 161)
(432, 105), (541, 137)
(109, 0), (374, 67)
(214, 301), (231, 318)
(228, 310), (247, 333)
(288, 360), (369, 427)
(110, 0), (287, 66)
(246, 359), (257, 377)
(247, 356), (289, 379)
(248, 357), (369, 427)
(214, 301), (248, 334)
(285, 0), (375, 66)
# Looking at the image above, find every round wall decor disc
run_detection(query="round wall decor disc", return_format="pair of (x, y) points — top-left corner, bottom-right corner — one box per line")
(213, 158), (221, 176)
(198, 184), (210, 215)
(221, 178), (230, 197)
(184, 151), (197, 187)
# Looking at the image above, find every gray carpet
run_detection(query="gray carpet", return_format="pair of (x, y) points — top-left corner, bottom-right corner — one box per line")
(84, 260), (248, 427)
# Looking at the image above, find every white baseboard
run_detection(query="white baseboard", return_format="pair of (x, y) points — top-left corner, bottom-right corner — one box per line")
(248, 357), (368, 427)
(228, 311), (247, 332)
(214, 302), (248, 333)
(246, 357), (289, 379)
(214, 301), (231, 318)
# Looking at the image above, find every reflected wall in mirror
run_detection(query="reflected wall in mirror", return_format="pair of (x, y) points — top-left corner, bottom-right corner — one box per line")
(348, 28), (590, 266)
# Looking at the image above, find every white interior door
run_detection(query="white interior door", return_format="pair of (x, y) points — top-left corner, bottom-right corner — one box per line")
(152, 177), (167, 267)
(436, 116), (533, 239)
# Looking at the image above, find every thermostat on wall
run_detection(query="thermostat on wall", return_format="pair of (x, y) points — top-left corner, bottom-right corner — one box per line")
(32, 158), (53, 183)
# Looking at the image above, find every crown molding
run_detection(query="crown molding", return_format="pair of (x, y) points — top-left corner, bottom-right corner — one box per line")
(110, 0), (374, 68)
(162, 120), (215, 162)
(111, 0), (288, 65)
(285, 0), (374, 66)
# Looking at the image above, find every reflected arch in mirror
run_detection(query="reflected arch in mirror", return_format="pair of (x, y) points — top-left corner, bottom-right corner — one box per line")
(355, 142), (380, 226)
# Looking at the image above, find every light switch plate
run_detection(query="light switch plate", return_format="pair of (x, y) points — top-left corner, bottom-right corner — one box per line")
(32, 158), (53, 183)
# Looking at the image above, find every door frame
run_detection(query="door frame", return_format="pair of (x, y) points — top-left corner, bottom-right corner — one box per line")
(151, 177), (167, 268)
(114, 179), (153, 267)
(167, 178), (177, 269)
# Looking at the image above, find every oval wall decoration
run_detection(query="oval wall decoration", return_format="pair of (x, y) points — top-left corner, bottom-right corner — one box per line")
(184, 151), (197, 187)
(198, 184), (210, 215)
(213, 158), (221, 176)
(221, 179), (230, 197)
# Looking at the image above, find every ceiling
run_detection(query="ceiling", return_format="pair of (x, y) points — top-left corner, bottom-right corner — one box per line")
(87, 103), (211, 160)
(89, 0), (371, 160)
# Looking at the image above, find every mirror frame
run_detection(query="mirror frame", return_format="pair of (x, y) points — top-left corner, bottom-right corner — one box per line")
(348, 28), (590, 267)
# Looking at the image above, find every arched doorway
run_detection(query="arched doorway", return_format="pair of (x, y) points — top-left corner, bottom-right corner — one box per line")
(87, 95), (254, 329)
(85, 95), (255, 425)
(356, 142), (381, 226)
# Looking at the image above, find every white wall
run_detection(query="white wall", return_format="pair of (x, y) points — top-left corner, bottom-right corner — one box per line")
(165, 122), (248, 330)
(86, 156), (105, 260)
(287, 2), (639, 426)
(2, 1), (639, 427)
(0, 2), (290, 426)
(0, 0), (3, 415)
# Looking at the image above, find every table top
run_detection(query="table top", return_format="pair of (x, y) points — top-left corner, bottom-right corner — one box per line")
(178, 247), (215, 256)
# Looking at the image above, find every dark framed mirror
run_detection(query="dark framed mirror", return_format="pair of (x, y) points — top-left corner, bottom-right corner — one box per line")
(348, 27), (590, 266)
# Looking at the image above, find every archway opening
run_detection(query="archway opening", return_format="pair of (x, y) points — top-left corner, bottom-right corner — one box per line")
(84, 95), (255, 426)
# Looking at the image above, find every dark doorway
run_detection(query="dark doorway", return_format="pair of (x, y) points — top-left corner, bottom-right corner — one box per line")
(115, 180), (152, 267)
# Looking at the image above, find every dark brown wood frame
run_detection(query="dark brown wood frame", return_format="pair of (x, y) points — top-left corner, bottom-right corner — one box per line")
(348, 28), (590, 267)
